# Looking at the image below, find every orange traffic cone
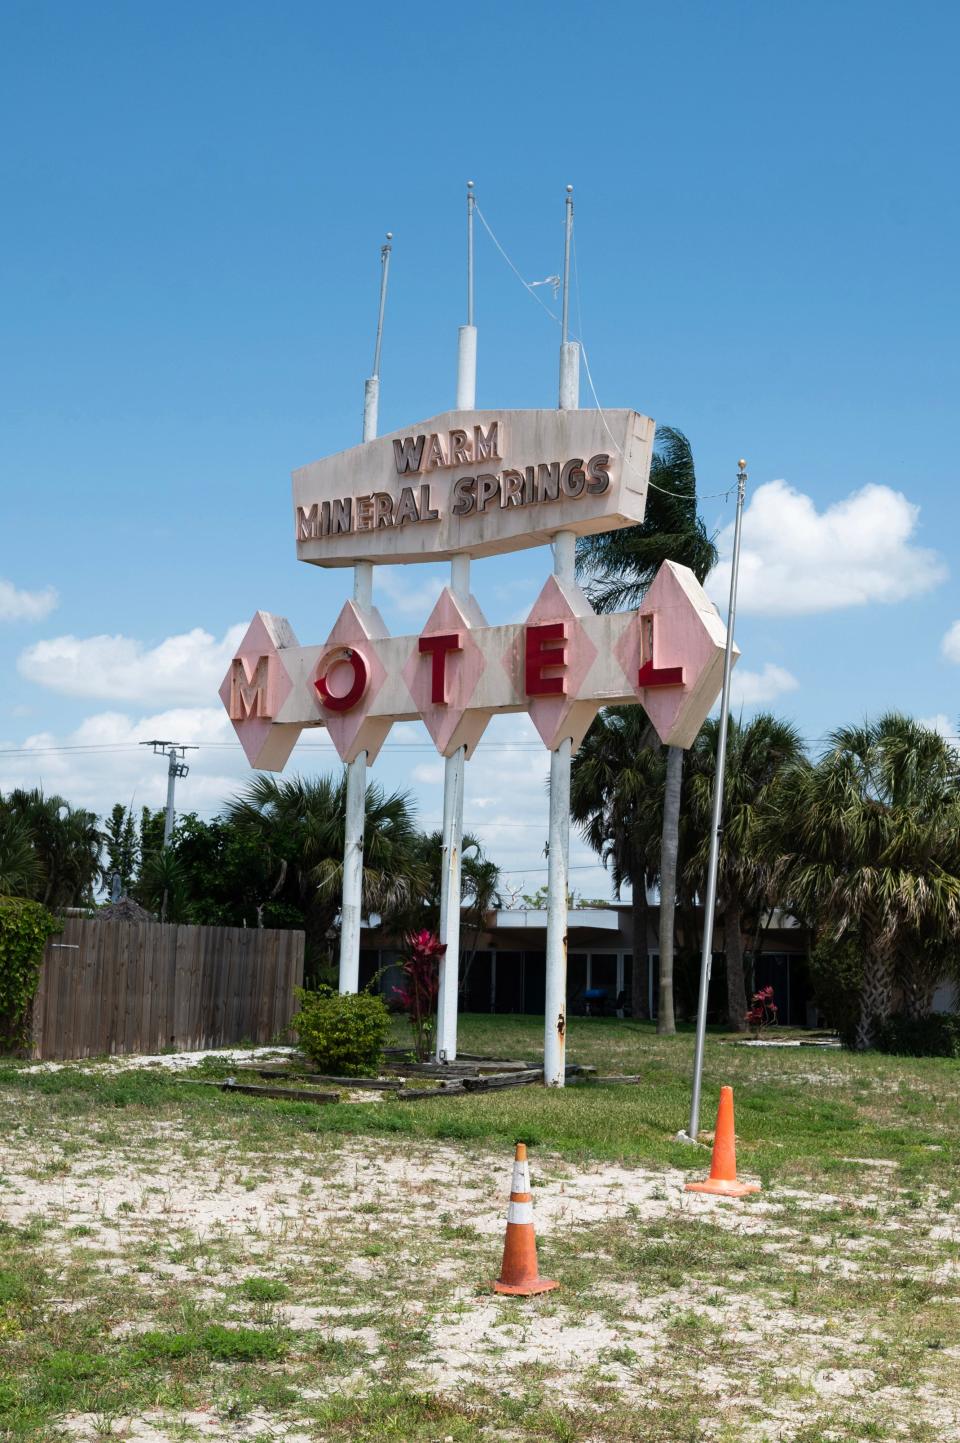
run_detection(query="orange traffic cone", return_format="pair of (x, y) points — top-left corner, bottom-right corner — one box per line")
(491, 1143), (559, 1295)
(685, 1086), (760, 1198)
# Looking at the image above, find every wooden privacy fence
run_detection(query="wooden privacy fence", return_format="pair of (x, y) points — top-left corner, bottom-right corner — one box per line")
(31, 918), (305, 1061)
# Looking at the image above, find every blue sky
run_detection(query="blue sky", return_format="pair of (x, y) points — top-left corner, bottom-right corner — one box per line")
(1, 0), (958, 897)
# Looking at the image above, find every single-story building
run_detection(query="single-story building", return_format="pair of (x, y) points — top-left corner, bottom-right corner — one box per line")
(359, 903), (814, 1025)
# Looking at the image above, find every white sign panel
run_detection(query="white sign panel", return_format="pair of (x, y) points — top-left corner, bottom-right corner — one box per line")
(292, 407), (654, 567)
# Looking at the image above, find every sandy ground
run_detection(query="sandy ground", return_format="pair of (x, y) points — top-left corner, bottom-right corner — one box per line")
(2, 1062), (959, 1441)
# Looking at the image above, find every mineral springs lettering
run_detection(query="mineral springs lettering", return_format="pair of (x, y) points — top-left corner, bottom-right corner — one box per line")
(296, 449), (613, 541)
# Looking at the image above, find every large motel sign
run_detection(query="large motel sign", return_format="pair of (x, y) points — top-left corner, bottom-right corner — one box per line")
(220, 402), (734, 1077)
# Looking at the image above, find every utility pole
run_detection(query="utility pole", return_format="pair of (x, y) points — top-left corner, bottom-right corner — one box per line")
(140, 740), (198, 847)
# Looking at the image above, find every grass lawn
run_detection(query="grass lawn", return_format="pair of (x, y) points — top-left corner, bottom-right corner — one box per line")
(1, 1016), (959, 1441)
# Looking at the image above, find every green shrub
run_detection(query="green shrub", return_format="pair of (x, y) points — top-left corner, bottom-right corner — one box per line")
(874, 1012), (960, 1058)
(807, 933), (864, 1046)
(0, 897), (59, 1052)
(290, 986), (390, 1076)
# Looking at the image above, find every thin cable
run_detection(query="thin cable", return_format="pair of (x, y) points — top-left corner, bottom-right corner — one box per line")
(473, 203), (560, 323)
(475, 198), (734, 504)
(570, 227), (736, 505)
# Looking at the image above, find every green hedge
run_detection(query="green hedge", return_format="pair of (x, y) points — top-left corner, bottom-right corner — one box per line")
(873, 1012), (960, 1059)
(0, 896), (60, 1052)
(290, 987), (390, 1076)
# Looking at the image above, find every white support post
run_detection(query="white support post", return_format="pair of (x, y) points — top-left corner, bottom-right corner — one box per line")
(543, 185), (579, 1088)
(544, 532), (575, 1085)
(339, 561), (372, 994)
(436, 183), (476, 1062)
(339, 234), (391, 995)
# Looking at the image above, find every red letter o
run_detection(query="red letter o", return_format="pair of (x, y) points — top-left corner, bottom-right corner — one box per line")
(315, 647), (369, 712)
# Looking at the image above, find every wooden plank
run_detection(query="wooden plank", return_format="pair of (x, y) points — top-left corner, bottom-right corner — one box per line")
(397, 1084), (467, 1101)
(172, 926), (193, 1051)
(272, 930), (290, 1041)
(226, 925), (243, 1046)
(89, 919), (106, 1058)
(260, 929), (281, 1044)
(232, 1065), (403, 1090)
(30, 945), (49, 1059)
(221, 1080), (340, 1104)
(196, 923), (216, 1050)
(461, 1070), (543, 1092)
(40, 925), (60, 1060)
(109, 917), (128, 1056)
(210, 927), (229, 1047)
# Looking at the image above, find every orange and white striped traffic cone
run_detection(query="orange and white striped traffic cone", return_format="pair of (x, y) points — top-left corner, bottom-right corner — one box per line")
(492, 1142), (558, 1296)
(685, 1085), (760, 1198)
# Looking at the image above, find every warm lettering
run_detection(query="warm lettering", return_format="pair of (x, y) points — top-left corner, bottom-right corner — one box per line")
(474, 421), (500, 462)
(424, 433), (448, 470)
(393, 435), (426, 474)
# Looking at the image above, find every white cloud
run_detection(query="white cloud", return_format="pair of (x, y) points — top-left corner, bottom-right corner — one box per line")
(709, 480), (946, 617)
(412, 762), (445, 785)
(375, 566), (445, 619)
(17, 624), (247, 705)
(0, 578), (58, 622)
(0, 704), (341, 824)
(727, 662), (799, 708)
(942, 621), (960, 664)
(917, 713), (955, 738)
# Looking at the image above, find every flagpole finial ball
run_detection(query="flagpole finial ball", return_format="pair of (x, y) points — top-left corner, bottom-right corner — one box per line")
(566, 183), (573, 193)
(738, 459), (747, 471)
(386, 232), (393, 241)
(467, 179), (474, 188)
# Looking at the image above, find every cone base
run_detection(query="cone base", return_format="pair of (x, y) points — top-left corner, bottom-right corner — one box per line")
(492, 1277), (559, 1295)
(685, 1178), (761, 1197)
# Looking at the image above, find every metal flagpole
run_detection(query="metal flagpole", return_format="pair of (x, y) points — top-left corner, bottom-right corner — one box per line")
(339, 232), (393, 994)
(679, 459), (748, 1138)
(436, 183), (476, 1061)
(544, 184), (579, 1087)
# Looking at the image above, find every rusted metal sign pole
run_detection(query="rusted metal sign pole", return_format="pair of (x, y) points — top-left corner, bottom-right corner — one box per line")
(544, 186), (579, 1088)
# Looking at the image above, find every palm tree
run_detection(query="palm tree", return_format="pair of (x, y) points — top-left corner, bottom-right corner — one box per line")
(460, 853), (502, 999)
(227, 772), (428, 981)
(0, 807), (43, 898)
(774, 714), (960, 1049)
(571, 707), (665, 1019)
(685, 714), (807, 1029)
(4, 789), (102, 908)
(577, 426), (718, 1033)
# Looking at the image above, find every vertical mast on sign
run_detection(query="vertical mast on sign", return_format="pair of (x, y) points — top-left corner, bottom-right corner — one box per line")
(435, 182), (477, 1062)
(339, 232), (393, 995)
(543, 185), (580, 1087)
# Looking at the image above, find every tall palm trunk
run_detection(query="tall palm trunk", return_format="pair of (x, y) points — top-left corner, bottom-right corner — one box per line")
(658, 744), (683, 1035)
(856, 927), (897, 1050)
(724, 892), (747, 1031)
(632, 875), (650, 1019)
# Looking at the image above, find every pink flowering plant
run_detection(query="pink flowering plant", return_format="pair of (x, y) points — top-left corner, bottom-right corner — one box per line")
(745, 984), (778, 1037)
(393, 929), (446, 1061)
